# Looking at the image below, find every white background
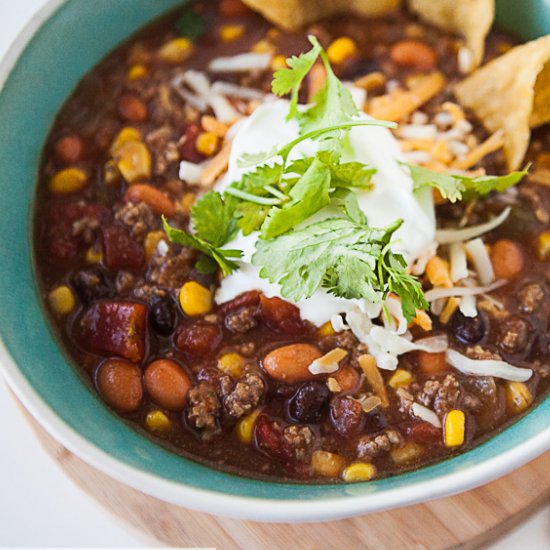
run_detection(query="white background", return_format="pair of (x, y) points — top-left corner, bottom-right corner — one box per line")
(0, 1), (549, 547)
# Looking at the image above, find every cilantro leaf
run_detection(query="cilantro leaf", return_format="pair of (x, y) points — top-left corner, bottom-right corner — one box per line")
(191, 191), (236, 247)
(405, 162), (528, 203)
(252, 217), (426, 320)
(261, 157), (331, 239)
(272, 36), (322, 121)
(175, 8), (206, 41)
(162, 217), (242, 277)
(235, 202), (271, 235)
(331, 188), (367, 224)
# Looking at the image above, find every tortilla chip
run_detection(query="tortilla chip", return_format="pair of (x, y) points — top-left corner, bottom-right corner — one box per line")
(241, 0), (400, 32)
(409, 0), (494, 68)
(455, 36), (550, 170)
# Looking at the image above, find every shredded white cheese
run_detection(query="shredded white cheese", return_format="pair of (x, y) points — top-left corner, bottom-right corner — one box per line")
(446, 349), (532, 381)
(465, 237), (495, 285)
(209, 53), (272, 72)
(411, 403), (442, 428)
(449, 242), (468, 282)
(424, 279), (506, 302)
(436, 207), (511, 244)
(179, 160), (204, 184)
(308, 348), (348, 375)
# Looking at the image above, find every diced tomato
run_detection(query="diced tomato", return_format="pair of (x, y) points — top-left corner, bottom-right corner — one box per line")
(175, 322), (222, 358)
(400, 420), (442, 445)
(102, 225), (145, 271)
(258, 295), (307, 334)
(218, 290), (261, 315)
(76, 301), (147, 362)
(254, 415), (291, 462)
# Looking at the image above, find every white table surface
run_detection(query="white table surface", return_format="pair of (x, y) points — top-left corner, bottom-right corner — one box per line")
(0, 1), (549, 547)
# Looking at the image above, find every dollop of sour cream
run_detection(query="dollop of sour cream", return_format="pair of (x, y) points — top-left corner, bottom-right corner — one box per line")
(215, 100), (435, 325)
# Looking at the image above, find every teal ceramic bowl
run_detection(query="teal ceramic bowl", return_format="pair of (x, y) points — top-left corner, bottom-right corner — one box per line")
(0, 0), (549, 522)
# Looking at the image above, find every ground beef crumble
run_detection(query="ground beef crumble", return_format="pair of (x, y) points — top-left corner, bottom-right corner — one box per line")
(219, 372), (264, 418)
(356, 429), (403, 460)
(114, 201), (156, 241)
(187, 382), (221, 437)
(283, 425), (314, 462)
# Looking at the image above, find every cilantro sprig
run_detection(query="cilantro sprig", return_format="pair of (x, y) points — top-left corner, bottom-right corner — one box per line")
(405, 163), (529, 203)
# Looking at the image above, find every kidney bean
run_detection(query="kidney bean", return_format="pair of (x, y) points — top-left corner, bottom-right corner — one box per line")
(102, 225), (145, 271)
(95, 358), (143, 412)
(124, 184), (176, 217)
(450, 311), (487, 345)
(491, 239), (524, 280)
(54, 133), (85, 164)
(77, 301), (147, 362)
(179, 123), (204, 163)
(288, 381), (330, 423)
(262, 343), (321, 383)
(330, 395), (365, 437)
(332, 365), (360, 394)
(390, 39), (437, 70)
(254, 415), (291, 462)
(144, 359), (192, 411)
(218, 290), (260, 315)
(400, 421), (442, 445)
(259, 295), (307, 334)
(416, 351), (451, 376)
(175, 322), (223, 358)
(117, 94), (148, 122)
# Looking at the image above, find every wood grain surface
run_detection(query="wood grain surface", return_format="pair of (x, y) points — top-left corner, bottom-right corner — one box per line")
(22, 407), (550, 550)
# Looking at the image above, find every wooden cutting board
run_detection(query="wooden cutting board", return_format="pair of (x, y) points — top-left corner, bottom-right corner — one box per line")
(22, 408), (550, 549)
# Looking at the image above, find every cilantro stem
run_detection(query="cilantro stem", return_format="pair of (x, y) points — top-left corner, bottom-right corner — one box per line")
(225, 187), (283, 205)
(238, 120), (397, 169)
(264, 185), (288, 201)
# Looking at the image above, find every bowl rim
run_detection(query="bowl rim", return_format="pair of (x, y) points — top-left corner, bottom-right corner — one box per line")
(0, 0), (549, 523)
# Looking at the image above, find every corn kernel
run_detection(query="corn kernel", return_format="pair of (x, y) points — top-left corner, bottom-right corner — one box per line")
(195, 132), (219, 157)
(85, 246), (102, 264)
(144, 230), (166, 260)
(235, 408), (262, 444)
(49, 168), (88, 195)
(179, 281), (213, 316)
(103, 160), (120, 185)
(388, 368), (413, 389)
(444, 409), (465, 447)
(318, 321), (335, 336)
(110, 127), (143, 156)
(220, 24), (245, 42)
(127, 64), (148, 80)
(158, 37), (193, 64)
(537, 231), (550, 260)
(311, 450), (346, 478)
(180, 192), (196, 213)
(271, 54), (287, 71)
(505, 382), (534, 414)
(146, 410), (172, 432)
(48, 285), (76, 315)
(341, 462), (377, 482)
(327, 37), (358, 65)
(115, 141), (152, 183)
(218, 352), (246, 378)
(251, 39), (275, 54)
(390, 441), (424, 465)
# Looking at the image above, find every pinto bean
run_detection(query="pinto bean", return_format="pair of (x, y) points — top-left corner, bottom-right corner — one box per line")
(390, 39), (437, 70)
(262, 344), (322, 383)
(490, 239), (524, 280)
(118, 94), (148, 122)
(144, 359), (192, 411)
(96, 359), (143, 412)
(416, 351), (451, 376)
(54, 134), (85, 164)
(124, 184), (176, 217)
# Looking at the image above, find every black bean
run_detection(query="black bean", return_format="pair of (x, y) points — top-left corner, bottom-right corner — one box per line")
(451, 311), (486, 345)
(71, 267), (114, 306)
(363, 410), (389, 434)
(288, 381), (330, 423)
(149, 296), (178, 336)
